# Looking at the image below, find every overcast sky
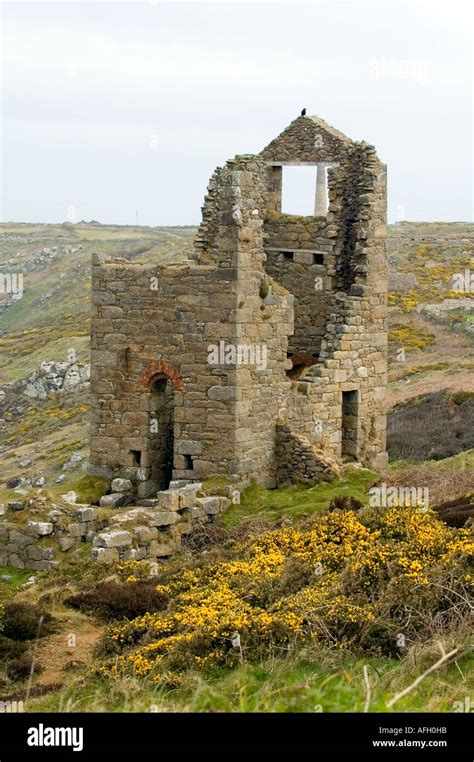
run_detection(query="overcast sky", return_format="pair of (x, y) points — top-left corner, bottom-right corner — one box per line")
(1, 0), (472, 225)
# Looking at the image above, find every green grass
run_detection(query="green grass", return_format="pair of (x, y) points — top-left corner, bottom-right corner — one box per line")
(0, 336), (89, 383)
(26, 644), (473, 713)
(0, 566), (34, 588)
(432, 449), (474, 471)
(200, 474), (234, 496)
(392, 449), (474, 473)
(73, 475), (109, 505)
(222, 467), (377, 526)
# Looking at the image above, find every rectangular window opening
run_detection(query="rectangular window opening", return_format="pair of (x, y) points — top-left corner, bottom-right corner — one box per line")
(130, 449), (141, 466)
(313, 253), (324, 265)
(183, 454), (193, 470)
(281, 165), (318, 216)
(281, 251), (294, 261)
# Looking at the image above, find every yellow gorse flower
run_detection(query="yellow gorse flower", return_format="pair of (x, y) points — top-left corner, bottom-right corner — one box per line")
(102, 507), (473, 677)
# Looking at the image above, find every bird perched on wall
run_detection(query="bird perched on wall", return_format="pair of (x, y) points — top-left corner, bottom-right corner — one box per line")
(301, 108), (307, 116)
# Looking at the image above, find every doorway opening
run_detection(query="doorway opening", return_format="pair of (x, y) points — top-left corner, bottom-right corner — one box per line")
(341, 389), (358, 461)
(148, 374), (174, 489)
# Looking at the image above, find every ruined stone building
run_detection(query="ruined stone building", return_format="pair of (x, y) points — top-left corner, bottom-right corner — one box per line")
(90, 115), (388, 497)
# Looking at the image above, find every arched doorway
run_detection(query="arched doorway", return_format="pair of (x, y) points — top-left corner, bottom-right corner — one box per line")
(148, 374), (174, 490)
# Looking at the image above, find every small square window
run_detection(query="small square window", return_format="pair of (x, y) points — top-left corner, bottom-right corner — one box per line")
(130, 449), (141, 466)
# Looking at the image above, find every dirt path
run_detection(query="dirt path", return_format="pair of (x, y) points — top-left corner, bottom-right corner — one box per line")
(33, 615), (103, 687)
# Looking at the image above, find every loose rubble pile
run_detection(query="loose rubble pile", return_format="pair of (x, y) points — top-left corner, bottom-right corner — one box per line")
(0, 479), (245, 569)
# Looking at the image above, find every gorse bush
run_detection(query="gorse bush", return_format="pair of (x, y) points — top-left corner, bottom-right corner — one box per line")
(389, 324), (436, 351)
(66, 581), (168, 621)
(98, 507), (473, 679)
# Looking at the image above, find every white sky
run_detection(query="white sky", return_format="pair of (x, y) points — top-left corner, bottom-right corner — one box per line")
(1, 0), (472, 225)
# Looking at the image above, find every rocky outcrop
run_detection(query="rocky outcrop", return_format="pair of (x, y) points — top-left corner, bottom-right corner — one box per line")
(23, 360), (90, 400)
(388, 272), (418, 292)
(416, 298), (473, 334)
(0, 360), (90, 421)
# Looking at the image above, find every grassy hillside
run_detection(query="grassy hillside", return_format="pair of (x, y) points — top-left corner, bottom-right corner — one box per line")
(0, 223), (194, 384)
(386, 222), (473, 406)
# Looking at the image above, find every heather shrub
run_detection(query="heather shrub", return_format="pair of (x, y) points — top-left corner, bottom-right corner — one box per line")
(2, 602), (55, 641)
(66, 581), (168, 621)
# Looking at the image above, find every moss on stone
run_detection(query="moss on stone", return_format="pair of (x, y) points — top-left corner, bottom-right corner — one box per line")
(74, 476), (109, 505)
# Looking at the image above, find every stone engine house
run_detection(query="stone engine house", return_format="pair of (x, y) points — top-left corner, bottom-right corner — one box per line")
(90, 115), (388, 497)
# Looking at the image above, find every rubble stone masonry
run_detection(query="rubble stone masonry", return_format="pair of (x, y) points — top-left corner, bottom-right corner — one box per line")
(90, 114), (388, 497)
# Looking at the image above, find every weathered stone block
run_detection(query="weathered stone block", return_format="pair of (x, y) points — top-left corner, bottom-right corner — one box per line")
(178, 483), (202, 509)
(7, 502), (24, 512)
(91, 547), (120, 563)
(99, 493), (132, 508)
(188, 506), (206, 520)
(194, 496), (221, 515)
(149, 539), (177, 557)
(135, 525), (158, 543)
(61, 491), (77, 504)
(68, 523), (87, 538)
(8, 554), (25, 568)
(48, 509), (63, 523)
(171, 520), (192, 535)
(30, 560), (60, 571)
(150, 511), (179, 527)
(175, 441), (203, 456)
(26, 521), (54, 536)
(58, 536), (76, 552)
(73, 506), (97, 523)
(111, 478), (134, 493)
(93, 529), (133, 548)
(155, 490), (181, 512)
(168, 480), (189, 490)
(26, 545), (43, 561)
(9, 530), (33, 546)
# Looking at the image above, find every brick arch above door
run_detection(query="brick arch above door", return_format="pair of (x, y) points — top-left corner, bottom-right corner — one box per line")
(138, 361), (183, 391)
